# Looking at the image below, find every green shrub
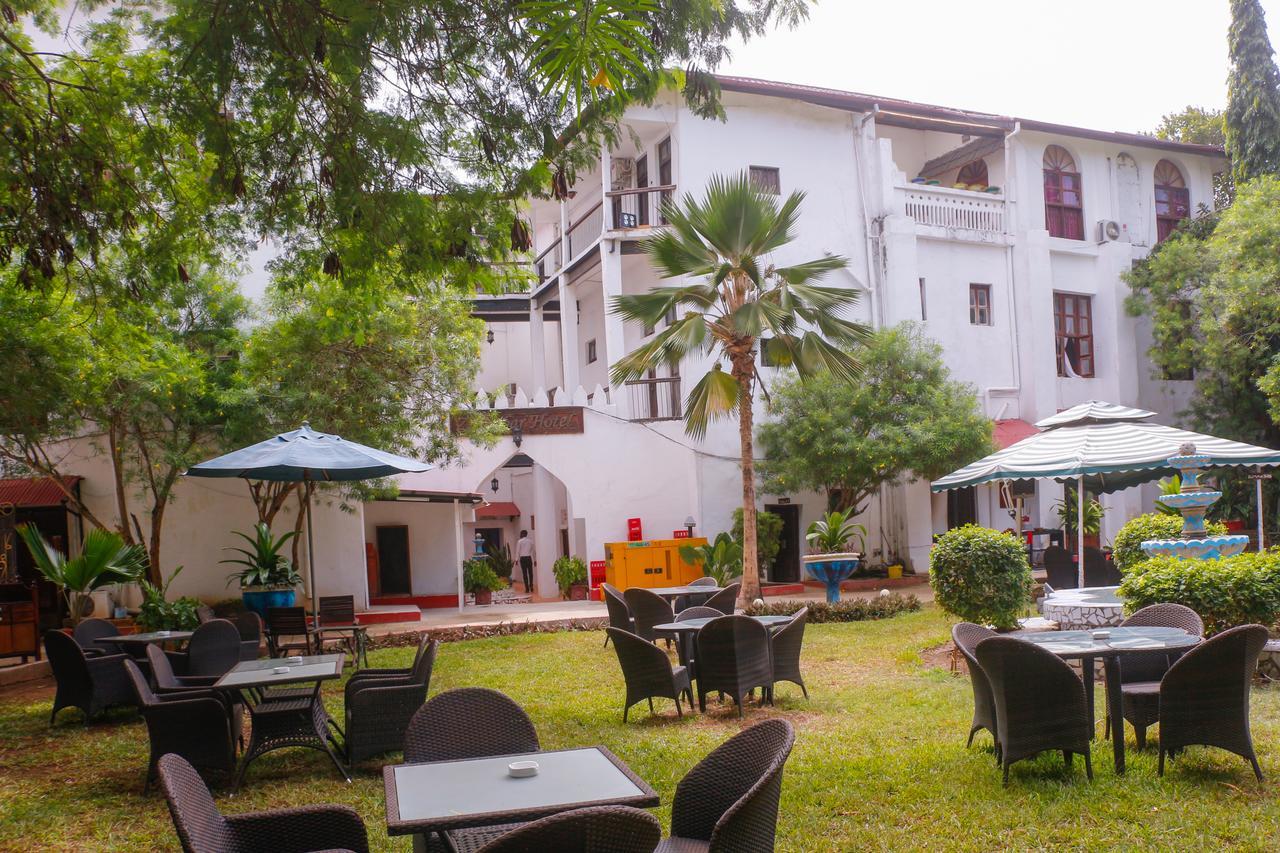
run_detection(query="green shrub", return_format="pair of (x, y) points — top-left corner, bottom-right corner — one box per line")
(732, 507), (783, 570)
(551, 556), (587, 596)
(462, 558), (505, 594)
(744, 593), (921, 623)
(929, 525), (1032, 629)
(1118, 551), (1280, 634)
(1112, 513), (1229, 574)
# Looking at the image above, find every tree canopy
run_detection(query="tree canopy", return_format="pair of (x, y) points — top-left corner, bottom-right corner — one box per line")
(1226, 0), (1280, 184)
(758, 324), (992, 515)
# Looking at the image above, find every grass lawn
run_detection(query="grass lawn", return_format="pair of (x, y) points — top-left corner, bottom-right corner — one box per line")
(4, 604), (1280, 851)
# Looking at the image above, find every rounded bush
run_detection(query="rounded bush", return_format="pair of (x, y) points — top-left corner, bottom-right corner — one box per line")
(1118, 551), (1280, 634)
(929, 524), (1032, 629)
(1112, 513), (1228, 574)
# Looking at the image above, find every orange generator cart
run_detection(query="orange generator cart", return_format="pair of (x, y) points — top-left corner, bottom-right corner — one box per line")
(604, 537), (708, 591)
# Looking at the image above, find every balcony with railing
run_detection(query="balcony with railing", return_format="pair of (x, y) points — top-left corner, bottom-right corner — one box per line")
(534, 201), (604, 284)
(605, 185), (676, 232)
(897, 183), (1006, 237)
(626, 376), (682, 421)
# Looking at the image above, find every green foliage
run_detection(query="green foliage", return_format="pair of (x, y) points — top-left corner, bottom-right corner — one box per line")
(929, 525), (1033, 630)
(1155, 106), (1233, 207)
(221, 523), (301, 589)
(731, 507), (782, 572)
(1119, 551), (1280, 634)
(17, 525), (148, 625)
(463, 559), (506, 594)
(1112, 513), (1230, 574)
(486, 544), (516, 580)
(679, 533), (744, 586)
(1226, 0), (1280, 184)
(1054, 491), (1104, 536)
(135, 566), (203, 633)
(805, 510), (866, 555)
(551, 556), (588, 595)
(759, 323), (993, 514)
(744, 593), (922, 623)
(1155, 476), (1183, 515)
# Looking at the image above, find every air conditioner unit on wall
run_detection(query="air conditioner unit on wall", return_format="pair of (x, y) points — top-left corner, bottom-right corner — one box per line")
(610, 157), (634, 191)
(1096, 219), (1126, 243)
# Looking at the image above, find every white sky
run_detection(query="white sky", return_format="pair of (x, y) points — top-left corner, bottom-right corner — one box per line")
(721, 0), (1280, 132)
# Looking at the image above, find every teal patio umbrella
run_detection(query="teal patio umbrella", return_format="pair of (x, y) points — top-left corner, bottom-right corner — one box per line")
(185, 424), (431, 620)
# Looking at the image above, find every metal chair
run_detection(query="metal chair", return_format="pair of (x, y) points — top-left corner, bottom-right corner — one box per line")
(601, 583), (635, 647)
(703, 583), (740, 615)
(1158, 624), (1268, 781)
(623, 587), (675, 644)
(656, 719), (796, 852)
(316, 595), (362, 665)
(71, 617), (119, 658)
(1042, 546), (1076, 590)
(235, 611), (263, 662)
(343, 639), (438, 764)
(607, 627), (693, 721)
(44, 629), (134, 725)
(1109, 603), (1204, 748)
(157, 753), (368, 853)
(695, 615), (773, 718)
(265, 606), (314, 657)
(768, 606), (809, 701)
(477, 806), (661, 853)
(951, 622), (998, 756)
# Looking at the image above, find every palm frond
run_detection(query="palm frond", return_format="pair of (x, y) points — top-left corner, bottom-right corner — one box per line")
(610, 316), (707, 384)
(682, 365), (740, 440)
(774, 255), (851, 285)
(784, 281), (863, 311)
(792, 333), (864, 382)
(755, 189), (804, 254)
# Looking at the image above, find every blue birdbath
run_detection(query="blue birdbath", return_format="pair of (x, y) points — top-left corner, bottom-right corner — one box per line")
(803, 553), (861, 603)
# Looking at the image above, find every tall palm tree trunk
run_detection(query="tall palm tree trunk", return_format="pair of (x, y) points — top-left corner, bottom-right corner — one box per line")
(734, 356), (761, 606)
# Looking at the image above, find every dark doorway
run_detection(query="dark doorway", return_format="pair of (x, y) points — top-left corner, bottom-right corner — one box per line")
(947, 488), (978, 529)
(475, 527), (503, 554)
(766, 504), (801, 583)
(376, 525), (411, 596)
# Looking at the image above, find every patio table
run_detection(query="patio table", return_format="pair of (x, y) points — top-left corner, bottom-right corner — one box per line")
(384, 746), (659, 852)
(652, 614), (793, 681)
(97, 629), (193, 651)
(213, 653), (348, 788)
(1014, 626), (1200, 774)
(645, 584), (721, 606)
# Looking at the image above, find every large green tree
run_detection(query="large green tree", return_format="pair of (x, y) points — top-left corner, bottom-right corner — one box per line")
(758, 323), (992, 516)
(610, 173), (870, 605)
(1226, 0), (1280, 184)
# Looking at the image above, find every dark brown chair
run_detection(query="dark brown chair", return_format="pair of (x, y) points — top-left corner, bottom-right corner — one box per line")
(601, 583), (635, 647)
(72, 617), (119, 658)
(168, 619), (241, 679)
(675, 606), (722, 621)
(607, 627), (693, 721)
(44, 629), (134, 725)
(656, 718), (796, 852)
(316, 595), (359, 663)
(623, 587), (676, 644)
(235, 611), (263, 661)
(344, 639), (438, 764)
(768, 607), (809, 701)
(346, 633), (433, 683)
(951, 622), (998, 755)
(1042, 546), (1076, 590)
(1083, 547), (1120, 587)
(477, 806), (661, 853)
(695, 615), (773, 718)
(1158, 624), (1268, 781)
(146, 644), (242, 740)
(123, 659), (236, 792)
(676, 576), (720, 610)
(689, 576), (720, 587)
(157, 753), (368, 853)
(974, 636), (1092, 784)
(265, 606), (314, 657)
(196, 604), (216, 624)
(703, 583), (741, 615)
(1109, 603), (1204, 748)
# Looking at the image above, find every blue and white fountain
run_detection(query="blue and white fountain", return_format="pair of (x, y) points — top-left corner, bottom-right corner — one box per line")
(1140, 442), (1249, 561)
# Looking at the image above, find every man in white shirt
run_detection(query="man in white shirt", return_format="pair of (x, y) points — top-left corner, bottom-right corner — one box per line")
(516, 530), (535, 595)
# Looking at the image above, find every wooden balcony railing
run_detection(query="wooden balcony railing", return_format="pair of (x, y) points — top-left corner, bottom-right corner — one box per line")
(606, 184), (676, 231)
(626, 376), (682, 421)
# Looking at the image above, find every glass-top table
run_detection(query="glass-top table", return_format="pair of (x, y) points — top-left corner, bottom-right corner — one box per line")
(645, 585), (722, 604)
(98, 630), (193, 647)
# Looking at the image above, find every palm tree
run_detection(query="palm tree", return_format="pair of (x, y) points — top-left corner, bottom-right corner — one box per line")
(610, 173), (870, 605)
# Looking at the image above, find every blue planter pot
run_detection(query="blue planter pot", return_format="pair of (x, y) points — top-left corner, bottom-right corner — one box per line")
(241, 587), (296, 618)
(804, 554), (861, 603)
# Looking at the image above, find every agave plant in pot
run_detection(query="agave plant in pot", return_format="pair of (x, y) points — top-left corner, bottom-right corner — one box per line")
(803, 510), (866, 603)
(222, 522), (302, 617)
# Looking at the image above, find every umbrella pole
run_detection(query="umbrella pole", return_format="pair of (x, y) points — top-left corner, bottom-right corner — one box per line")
(1077, 476), (1085, 588)
(305, 478), (318, 626)
(1258, 475), (1266, 552)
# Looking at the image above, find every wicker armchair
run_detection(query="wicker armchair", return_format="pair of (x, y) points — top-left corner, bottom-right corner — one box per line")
(974, 636), (1092, 784)
(157, 753), (369, 853)
(695, 616), (773, 718)
(1083, 547), (1120, 587)
(675, 576), (720, 610)
(702, 583), (740, 616)
(607, 627), (693, 721)
(168, 619), (241, 679)
(1109, 603), (1204, 748)
(344, 639), (438, 764)
(146, 644), (242, 739)
(72, 618), (119, 658)
(1158, 624), (1268, 781)
(44, 629), (135, 725)
(689, 576), (720, 587)
(656, 718), (796, 852)
(476, 806), (661, 853)
(123, 659), (236, 792)
(236, 611), (264, 662)
(951, 622), (998, 754)
(623, 588), (676, 643)
(265, 607), (315, 657)
(601, 583), (635, 647)
(1042, 546), (1076, 590)
(347, 634), (434, 684)
(768, 607), (809, 701)
(675, 606), (722, 621)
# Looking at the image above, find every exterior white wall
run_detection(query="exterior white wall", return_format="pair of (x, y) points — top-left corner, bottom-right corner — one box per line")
(476, 320), (563, 398)
(362, 500), (465, 598)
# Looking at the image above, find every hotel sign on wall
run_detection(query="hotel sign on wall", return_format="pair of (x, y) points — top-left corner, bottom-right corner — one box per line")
(452, 406), (585, 436)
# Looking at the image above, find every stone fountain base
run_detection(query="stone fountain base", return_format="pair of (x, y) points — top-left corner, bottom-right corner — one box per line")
(1041, 586), (1125, 630)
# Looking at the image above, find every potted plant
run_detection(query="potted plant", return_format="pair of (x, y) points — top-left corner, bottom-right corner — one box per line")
(463, 558), (505, 605)
(679, 533), (743, 586)
(1055, 491), (1104, 550)
(552, 556), (589, 600)
(486, 543), (516, 583)
(17, 524), (147, 626)
(136, 566), (203, 632)
(222, 522), (301, 617)
(803, 510), (866, 603)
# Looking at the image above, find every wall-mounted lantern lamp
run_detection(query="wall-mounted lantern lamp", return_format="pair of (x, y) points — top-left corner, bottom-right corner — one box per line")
(512, 424), (524, 448)
(486, 328), (495, 345)
(490, 477), (500, 493)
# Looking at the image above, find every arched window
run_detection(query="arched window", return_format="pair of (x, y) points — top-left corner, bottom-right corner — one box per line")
(1043, 145), (1084, 240)
(956, 159), (988, 188)
(1154, 160), (1190, 243)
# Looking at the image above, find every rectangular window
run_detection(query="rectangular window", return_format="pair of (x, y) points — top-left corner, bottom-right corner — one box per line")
(1053, 292), (1094, 378)
(749, 166), (781, 195)
(918, 278), (927, 321)
(586, 339), (597, 364)
(969, 284), (992, 325)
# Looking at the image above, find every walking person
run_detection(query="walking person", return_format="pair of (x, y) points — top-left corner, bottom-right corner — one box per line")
(516, 530), (535, 595)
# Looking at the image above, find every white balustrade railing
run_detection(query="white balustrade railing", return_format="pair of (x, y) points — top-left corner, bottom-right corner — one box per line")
(473, 383), (616, 416)
(900, 185), (1005, 234)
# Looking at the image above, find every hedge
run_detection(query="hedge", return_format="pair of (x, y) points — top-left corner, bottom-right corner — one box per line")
(1111, 513), (1228, 575)
(744, 593), (921, 623)
(928, 525), (1032, 630)
(1119, 551), (1280, 634)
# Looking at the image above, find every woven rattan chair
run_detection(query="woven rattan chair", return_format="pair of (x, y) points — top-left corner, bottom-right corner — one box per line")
(702, 583), (740, 616)
(72, 617), (119, 658)
(695, 615), (773, 718)
(768, 607), (809, 701)
(1108, 603), (1204, 748)
(951, 622), (999, 755)
(344, 639), (438, 764)
(624, 588), (676, 643)
(44, 629), (134, 725)
(265, 606), (314, 657)
(476, 806), (661, 853)
(1042, 546), (1076, 590)
(146, 644), (242, 742)
(236, 611), (263, 662)
(675, 576), (720, 610)
(1083, 547), (1120, 586)
(689, 577), (720, 587)
(601, 583), (635, 647)
(168, 619), (241, 679)
(124, 659), (236, 792)
(676, 606), (722, 621)
(1158, 623), (1268, 781)
(656, 718), (796, 852)
(157, 753), (368, 853)
(608, 627), (693, 721)
(974, 636), (1092, 784)
(347, 634), (434, 684)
